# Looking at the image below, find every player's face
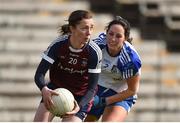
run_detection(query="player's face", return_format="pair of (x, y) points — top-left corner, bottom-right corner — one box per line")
(71, 18), (94, 46)
(106, 24), (125, 55)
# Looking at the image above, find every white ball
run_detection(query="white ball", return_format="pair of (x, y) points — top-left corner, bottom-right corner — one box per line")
(49, 88), (75, 117)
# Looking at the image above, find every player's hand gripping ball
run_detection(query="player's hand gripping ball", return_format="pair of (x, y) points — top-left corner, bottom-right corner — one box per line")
(49, 88), (75, 117)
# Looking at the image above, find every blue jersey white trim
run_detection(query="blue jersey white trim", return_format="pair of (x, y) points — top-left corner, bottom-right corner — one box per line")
(42, 35), (68, 64)
(88, 40), (102, 73)
(94, 33), (142, 92)
(44, 35), (68, 55)
(42, 35), (102, 74)
(41, 53), (54, 64)
(88, 68), (101, 73)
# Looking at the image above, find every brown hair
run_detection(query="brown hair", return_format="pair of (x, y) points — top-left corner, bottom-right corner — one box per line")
(105, 16), (133, 44)
(58, 10), (93, 35)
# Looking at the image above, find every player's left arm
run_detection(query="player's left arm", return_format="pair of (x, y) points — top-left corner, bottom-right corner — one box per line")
(95, 55), (142, 107)
(106, 55), (142, 105)
(106, 74), (140, 105)
(78, 73), (99, 108)
(78, 42), (102, 108)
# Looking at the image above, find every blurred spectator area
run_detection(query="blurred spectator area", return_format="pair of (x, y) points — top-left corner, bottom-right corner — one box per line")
(89, 0), (180, 52)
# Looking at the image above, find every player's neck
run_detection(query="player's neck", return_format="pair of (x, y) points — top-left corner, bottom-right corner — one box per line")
(107, 46), (122, 57)
(70, 36), (84, 49)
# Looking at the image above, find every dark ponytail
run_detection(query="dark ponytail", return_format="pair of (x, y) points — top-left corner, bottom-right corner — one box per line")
(59, 24), (70, 35)
(58, 10), (93, 35)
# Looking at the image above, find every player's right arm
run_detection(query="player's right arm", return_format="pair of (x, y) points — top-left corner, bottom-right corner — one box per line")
(34, 59), (51, 90)
(34, 59), (58, 109)
(34, 36), (62, 90)
(34, 37), (61, 109)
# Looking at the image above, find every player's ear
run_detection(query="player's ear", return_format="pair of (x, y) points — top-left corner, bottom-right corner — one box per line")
(69, 25), (75, 33)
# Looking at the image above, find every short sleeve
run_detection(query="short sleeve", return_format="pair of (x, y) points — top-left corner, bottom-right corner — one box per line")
(88, 41), (102, 73)
(41, 36), (67, 64)
(117, 45), (142, 79)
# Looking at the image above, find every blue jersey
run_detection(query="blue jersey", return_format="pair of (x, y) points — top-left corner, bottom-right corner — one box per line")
(93, 33), (142, 92)
(41, 35), (102, 95)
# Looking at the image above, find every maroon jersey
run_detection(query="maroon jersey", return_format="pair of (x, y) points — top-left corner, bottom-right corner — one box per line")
(42, 35), (102, 96)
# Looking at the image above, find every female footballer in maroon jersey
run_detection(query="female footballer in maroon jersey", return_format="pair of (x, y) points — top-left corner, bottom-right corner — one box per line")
(33, 10), (102, 122)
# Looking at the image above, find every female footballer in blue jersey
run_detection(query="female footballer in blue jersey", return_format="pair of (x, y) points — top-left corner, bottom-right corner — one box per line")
(33, 10), (102, 122)
(85, 16), (142, 122)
